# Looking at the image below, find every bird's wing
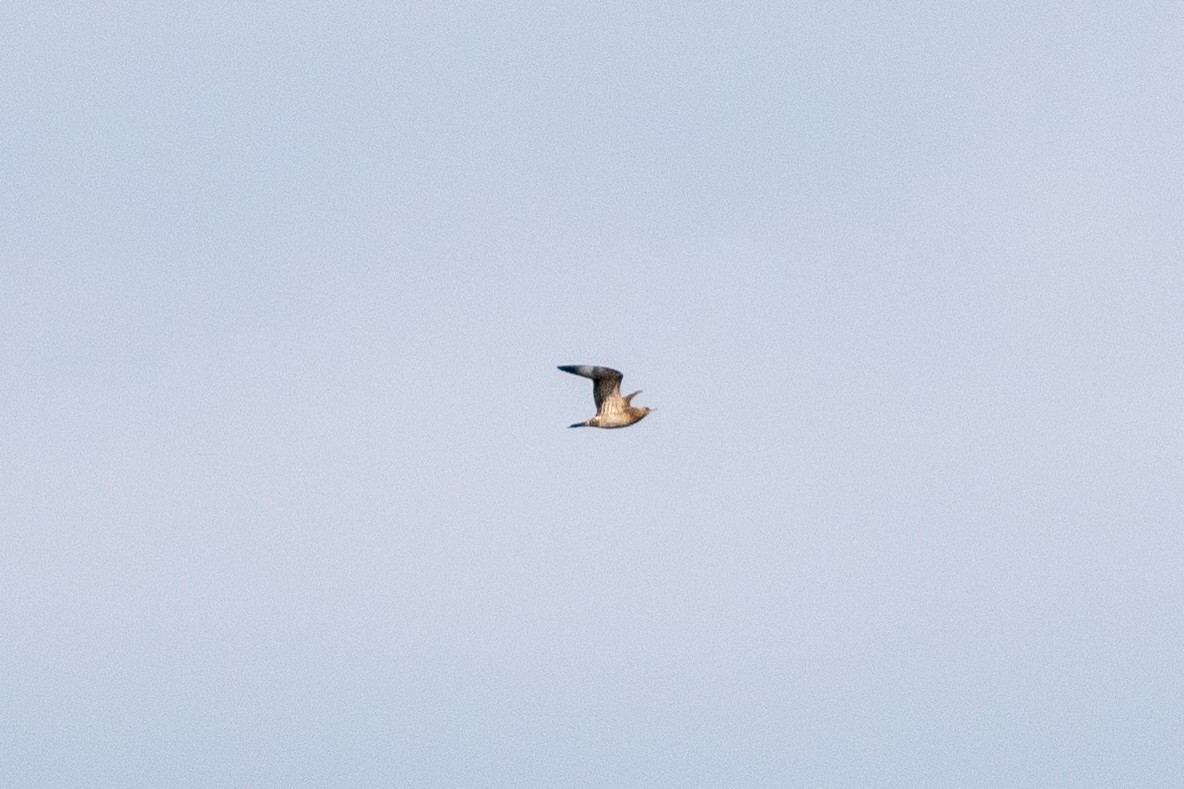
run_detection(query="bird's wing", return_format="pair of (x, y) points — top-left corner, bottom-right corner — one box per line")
(557, 365), (624, 410)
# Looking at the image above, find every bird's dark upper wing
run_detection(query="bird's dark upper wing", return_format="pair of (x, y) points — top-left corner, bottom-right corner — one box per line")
(558, 365), (624, 410)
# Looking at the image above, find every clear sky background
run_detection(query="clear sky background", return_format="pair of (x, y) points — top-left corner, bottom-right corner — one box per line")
(3, 2), (1182, 786)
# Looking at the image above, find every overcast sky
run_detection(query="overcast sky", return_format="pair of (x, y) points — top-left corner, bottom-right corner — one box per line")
(3, 1), (1182, 786)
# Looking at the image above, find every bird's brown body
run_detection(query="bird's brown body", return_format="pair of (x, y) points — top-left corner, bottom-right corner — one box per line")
(558, 365), (653, 429)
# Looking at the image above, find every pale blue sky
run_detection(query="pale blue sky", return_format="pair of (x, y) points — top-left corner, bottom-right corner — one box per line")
(3, 2), (1182, 786)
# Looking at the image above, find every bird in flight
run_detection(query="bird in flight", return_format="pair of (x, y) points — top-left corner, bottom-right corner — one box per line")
(558, 365), (653, 429)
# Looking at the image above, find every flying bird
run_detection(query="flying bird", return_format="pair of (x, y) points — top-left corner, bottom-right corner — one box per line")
(558, 365), (653, 429)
